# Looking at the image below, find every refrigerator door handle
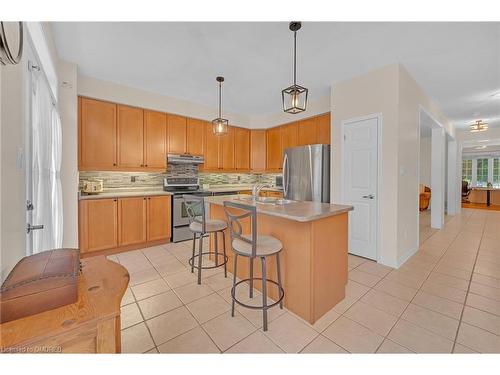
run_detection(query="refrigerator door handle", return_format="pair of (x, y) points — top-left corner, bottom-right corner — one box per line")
(283, 153), (290, 198)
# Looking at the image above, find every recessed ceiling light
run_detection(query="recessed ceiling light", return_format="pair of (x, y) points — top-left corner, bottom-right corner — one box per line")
(491, 91), (500, 98)
(475, 145), (487, 150)
(477, 139), (490, 143)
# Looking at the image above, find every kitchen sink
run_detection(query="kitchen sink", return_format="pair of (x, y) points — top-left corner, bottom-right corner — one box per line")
(236, 196), (293, 205)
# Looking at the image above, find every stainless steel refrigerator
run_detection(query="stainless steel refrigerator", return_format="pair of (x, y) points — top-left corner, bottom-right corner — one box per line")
(283, 144), (330, 203)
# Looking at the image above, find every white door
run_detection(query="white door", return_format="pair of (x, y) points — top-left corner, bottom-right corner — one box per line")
(343, 116), (378, 260)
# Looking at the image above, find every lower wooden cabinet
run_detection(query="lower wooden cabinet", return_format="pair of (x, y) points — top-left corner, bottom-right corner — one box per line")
(79, 195), (171, 255)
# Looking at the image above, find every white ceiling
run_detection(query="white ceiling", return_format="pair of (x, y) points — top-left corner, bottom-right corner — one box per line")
(51, 22), (500, 127)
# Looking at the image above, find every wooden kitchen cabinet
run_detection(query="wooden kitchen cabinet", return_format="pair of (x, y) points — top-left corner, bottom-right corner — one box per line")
(281, 122), (298, 153)
(79, 98), (117, 170)
(147, 196), (172, 241)
(298, 117), (318, 146)
(186, 118), (205, 156)
(168, 114), (187, 154)
(118, 197), (147, 246)
(220, 126), (235, 170)
(316, 113), (331, 144)
(79, 198), (118, 254)
(203, 122), (221, 170)
(250, 129), (266, 172)
(144, 110), (167, 169)
(234, 127), (250, 171)
(266, 126), (282, 171)
(117, 105), (144, 168)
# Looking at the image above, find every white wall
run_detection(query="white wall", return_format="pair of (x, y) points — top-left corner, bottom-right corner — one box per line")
(419, 137), (431, 187)
(59, 60), (79, 248)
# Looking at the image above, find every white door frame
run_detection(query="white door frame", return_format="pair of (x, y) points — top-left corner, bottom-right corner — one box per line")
(340, 113), (382, 262)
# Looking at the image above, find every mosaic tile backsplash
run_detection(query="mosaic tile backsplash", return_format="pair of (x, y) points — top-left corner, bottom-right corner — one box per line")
(79, 171), (281, 190)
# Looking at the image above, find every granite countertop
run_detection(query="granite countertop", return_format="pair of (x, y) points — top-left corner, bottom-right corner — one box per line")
(206, 194), (353, 222)
(79, 189), (173, 200)
(205, 184), (284, 193)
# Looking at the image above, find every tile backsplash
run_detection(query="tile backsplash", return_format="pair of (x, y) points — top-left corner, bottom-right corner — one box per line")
(79, 171), (282, 190)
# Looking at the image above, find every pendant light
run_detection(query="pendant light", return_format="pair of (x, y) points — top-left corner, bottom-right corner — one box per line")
(282, 21), (308, 114)
(212, 76), (229, 135)
(470, 119), (488, 132)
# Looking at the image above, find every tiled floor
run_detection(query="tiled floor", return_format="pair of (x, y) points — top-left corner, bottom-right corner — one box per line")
(115, 208), (500, 353)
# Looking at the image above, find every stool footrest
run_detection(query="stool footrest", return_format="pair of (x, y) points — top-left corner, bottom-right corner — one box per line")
(231, 278), (284, 310)
(188, 252), (228, 270)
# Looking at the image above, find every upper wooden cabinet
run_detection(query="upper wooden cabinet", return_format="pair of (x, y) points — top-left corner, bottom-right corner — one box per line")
(168, 114), (187, 154)
(186, 118), (205, 156)
(220, 126), (235, 170)
(298, 117), (318, 146)
(281, 122), (299, 153)
(250, 130), (266, 172)
(203, 122), (221, 170)
(316, 113), (331, 144)
(234, 127), (250, 171)
(144, 110), (167, 169)
(79, 98), (117, 170)
(117, 105), (144, 168)
(266, 127), (282, 171)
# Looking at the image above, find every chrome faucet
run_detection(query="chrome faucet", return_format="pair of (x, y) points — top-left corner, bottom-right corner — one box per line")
(252, 183), (270, 198)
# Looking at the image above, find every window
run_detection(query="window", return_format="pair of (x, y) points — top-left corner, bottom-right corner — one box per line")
(476, 158), (489, 187)
(462, 159), (472, 183)
(494, 158), (500, 188)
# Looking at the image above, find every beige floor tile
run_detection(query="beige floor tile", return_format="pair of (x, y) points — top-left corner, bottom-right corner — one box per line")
(121, 303), (143, 329)
(356, 261), (393, 278)
(310, 307), (341, 332)
(204, 272), (234, 291)
(263, 313), (318, 353)
(469, 282), (500, 302)
(456, 322), (500, 353)
(386, 268), (429, 289)
(344, 301), (398, 336)
(427, 272), (470, 291)
(412, 290), (463, 320)
(471, 273), (500, 289)
(187, 293), (231, 323)
(217, 284), (261, 304)
(348, 254), (367, 268)
(301, 335), (348, 353)
(120, 260), (154, 274)
(461, 306), (500, 335)
(129, 268), (161, 287)
(145, 347), (159, 353)
(163, 269), (198, 289)
(202, 311), (256, 351)
(121, 322), (155, 353)
(421, 280), (467, 304)
(146, 306), (199, 346)
(434, 264), (472, 281)
(157, 326), (220, 353)
(360, 289), (409, 317)
(323, 316), (384, 353)
(401, 303), (459, 340)
(388, 319), (454, 353)
(173, 282), (215, 304)
(452, 343), (478, 353)
(345, 280), (371, 299)
(348, 269), (382, 287)
(225, 331), (283, 353)
(155, 258), (188, 276)
(236, 301), (286, 329)
(131, 278), (170, 301)
(332, 295), (358, 314)
(121, 288), (135, 307)
(138, 290), (183, 320)
(466, 292), (500, 316)
(376, 339), (413, 353)
(374, 279), (418, 302)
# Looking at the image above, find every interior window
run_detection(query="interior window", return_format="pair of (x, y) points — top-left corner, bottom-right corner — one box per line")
(493, 158), (500, 188)
(476, 158), (488, 187)
(462, 159), (472, 184)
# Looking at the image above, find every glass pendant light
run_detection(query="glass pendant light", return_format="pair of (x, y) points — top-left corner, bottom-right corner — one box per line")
(212, 76), (229, 135)
(282, 21), (308, 114)
(470, 119), (488, 132)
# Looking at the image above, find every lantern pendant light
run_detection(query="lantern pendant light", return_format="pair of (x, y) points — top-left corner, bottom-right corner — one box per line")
(282, 21), (308, 114)
(212, 76), (229, 135)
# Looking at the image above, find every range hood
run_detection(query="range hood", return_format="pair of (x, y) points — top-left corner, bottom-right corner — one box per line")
(167, 153), (204, 165)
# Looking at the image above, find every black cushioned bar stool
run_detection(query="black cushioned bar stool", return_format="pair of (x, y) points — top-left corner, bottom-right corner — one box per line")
(223, 201), (284, 331)
(183, 195), (228, 284)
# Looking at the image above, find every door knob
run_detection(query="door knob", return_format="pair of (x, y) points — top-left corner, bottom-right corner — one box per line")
(362, 194), (375, 199)
(26, 223), (44, 233)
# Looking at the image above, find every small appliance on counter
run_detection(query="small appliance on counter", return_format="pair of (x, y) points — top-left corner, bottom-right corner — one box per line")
(275, 175), (283, 189)
(81, 179), (104, 194)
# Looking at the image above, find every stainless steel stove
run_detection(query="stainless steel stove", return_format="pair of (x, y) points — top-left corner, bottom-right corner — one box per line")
(164, 177), (212, 242)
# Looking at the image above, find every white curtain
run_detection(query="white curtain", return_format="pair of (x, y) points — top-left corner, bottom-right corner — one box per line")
(31, 70), (63, 253)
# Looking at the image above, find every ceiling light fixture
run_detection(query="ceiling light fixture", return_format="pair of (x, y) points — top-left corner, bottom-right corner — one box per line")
(212, 76), (228, 136)
(475, 145), (487, 150)
(470, 119), (488, 133)
(282, 21), (308, 114)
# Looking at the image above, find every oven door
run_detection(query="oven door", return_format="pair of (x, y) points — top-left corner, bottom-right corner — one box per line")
(173, 196), (191, 227)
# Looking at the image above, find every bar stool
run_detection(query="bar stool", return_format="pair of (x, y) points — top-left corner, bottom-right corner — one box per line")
(183, 195), (228, 285)
(223, 201), (284, 331)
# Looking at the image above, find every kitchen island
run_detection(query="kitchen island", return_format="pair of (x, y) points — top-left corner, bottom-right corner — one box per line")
(206, 195), (353, 324)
